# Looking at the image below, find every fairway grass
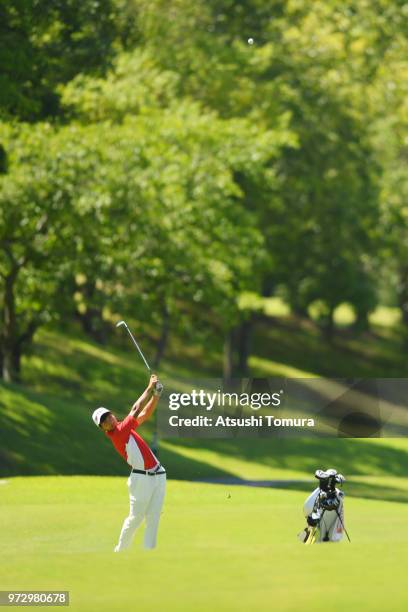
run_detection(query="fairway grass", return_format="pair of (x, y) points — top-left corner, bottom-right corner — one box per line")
(1, 477), (407, 612)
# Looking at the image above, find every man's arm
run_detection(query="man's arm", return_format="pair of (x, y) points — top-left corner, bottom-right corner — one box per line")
(135, 393), (160, 426)
(129, 374), (158, 419)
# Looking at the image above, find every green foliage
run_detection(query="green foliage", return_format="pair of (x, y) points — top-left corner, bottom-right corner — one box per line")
(1, 0), (407, 378)
(116, 1), (385, 325)
(61, 51), (180, 121)
(369, 33), (408, 317)
(59, 47), (296, 337)
(0, 121), (105, 379)
(0, 0), (116, 120)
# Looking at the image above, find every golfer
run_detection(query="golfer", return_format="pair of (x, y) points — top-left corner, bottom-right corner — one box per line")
(92, 374), (165, 551)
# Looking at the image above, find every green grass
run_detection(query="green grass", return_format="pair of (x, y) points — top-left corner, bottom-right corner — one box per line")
(1, 321), (408, 482)
(1, 476), (408, 612)
(1, 317), (408, 610)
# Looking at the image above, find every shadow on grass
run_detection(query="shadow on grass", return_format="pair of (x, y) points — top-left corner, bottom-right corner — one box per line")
(169, 437), (408, 478)
(253, 317), (408, 378)
(0, 381), (237, 480)
(195, 477), (408, 504)
(2, 376), (408, 482)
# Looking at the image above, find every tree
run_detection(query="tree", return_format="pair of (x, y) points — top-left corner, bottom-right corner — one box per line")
(115, 0), (383, 341)
(0, 0), (116, 120)
(369, 36), (408, 325)
(61, 48), (295, 372)
(0, 121), (117, 380)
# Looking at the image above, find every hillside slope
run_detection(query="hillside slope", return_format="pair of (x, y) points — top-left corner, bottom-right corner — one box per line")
(1, 321), (408, 490)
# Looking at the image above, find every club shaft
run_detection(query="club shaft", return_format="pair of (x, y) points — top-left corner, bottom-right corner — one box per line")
(123, 324), (151, 372)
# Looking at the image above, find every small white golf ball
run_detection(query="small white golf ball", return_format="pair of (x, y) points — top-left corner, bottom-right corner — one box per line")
(248, 38), (254, 45)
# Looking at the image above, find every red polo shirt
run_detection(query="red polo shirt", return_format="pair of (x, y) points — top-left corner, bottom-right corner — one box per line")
(106, 414), (158, 470)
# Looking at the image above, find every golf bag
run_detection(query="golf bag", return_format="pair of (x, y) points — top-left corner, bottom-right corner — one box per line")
(298, 468), (349, 544)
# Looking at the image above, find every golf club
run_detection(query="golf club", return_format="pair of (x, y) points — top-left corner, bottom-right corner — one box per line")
(116, 320), (163, 395)
(116, 320), (151, 372)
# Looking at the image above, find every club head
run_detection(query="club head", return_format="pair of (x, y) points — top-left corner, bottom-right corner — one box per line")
(116, 320), (127, 328)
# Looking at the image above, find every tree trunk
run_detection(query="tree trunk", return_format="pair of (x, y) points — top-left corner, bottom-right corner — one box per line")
(261, 276), (275, 298)
(2, 269), (19, 382)
(237, 318), (252, 377)
(353, 308), (370, 332)
(223, 327), (236, 382)
(76, 280), (106, 344)
(323, 306), (335, 342)
(397, 268), (408, 325)
(153, 303), (169, 369)
(287, 283), (309, 319)
(150, 430), (160, 458)
(79, 306), (106, 343)
(292, 303), (309, 319)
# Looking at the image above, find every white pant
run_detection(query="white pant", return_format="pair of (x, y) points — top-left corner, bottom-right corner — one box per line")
(114, 471), (166, 551)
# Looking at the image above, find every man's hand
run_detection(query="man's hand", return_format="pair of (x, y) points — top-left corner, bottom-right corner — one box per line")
(148, 373), (163, 396)
(148, 374), (158, 391)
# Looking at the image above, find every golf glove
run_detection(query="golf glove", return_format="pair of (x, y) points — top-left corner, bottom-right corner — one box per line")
(154, 382), (164, 396)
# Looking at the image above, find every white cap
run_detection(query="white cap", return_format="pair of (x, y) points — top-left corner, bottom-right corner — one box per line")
(92, 407), (111, 427)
